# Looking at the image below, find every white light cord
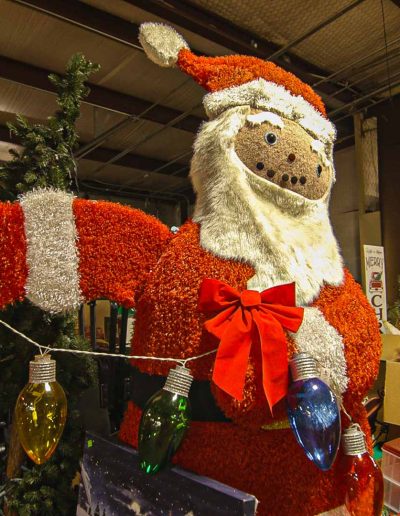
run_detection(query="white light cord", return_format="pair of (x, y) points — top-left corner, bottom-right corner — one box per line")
(0, 319), (217, 366)
(340, 402), (354, 423)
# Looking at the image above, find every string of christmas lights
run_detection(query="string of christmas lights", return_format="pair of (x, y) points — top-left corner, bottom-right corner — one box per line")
(0, 317), (218, 467)
(0, 316), (385, 516)
(0, 318), (217, 365)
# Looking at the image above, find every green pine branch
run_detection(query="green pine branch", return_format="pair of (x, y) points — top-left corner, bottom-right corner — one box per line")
(0, 53), (100, 195)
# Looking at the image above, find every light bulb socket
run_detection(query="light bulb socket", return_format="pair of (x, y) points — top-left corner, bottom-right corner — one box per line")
(29, 354), (56, 383)
(289, 353), (318, 381)
(342, 426), (367, 456)
(163, 366), (193, 398)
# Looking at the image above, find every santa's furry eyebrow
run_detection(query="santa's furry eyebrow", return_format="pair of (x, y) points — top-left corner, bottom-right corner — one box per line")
(246, 111), (284, 128)
(311, 139), (324, 153)
(311, 139), (330, 167)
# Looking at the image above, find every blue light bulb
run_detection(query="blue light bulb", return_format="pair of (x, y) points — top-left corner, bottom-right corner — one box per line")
(287, 353), (341, 471)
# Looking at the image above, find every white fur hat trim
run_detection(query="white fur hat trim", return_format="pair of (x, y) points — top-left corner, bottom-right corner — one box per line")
(139, 22), (189, 68)
(204, 78), (336, 146)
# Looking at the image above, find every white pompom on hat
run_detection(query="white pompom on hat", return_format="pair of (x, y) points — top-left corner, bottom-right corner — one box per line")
(139, 22), (189, 68)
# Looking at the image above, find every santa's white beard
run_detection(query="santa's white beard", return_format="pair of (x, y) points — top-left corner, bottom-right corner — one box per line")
(190, 107), (344, 306)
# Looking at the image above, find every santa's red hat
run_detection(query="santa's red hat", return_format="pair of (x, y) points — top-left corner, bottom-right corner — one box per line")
(139, 23), (335, 148)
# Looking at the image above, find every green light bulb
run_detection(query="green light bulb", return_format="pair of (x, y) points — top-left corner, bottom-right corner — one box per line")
(138, 365), (193, 474)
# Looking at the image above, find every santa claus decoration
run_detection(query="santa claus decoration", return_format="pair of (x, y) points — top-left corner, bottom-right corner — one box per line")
(0, 22), (381, 516)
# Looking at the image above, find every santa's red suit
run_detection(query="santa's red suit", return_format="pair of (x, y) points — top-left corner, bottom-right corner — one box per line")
(120, 220), (381, 516)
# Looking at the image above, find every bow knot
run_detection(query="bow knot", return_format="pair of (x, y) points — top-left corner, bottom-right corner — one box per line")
(198, 278), (304, 411)
(240, 290), (261, 307)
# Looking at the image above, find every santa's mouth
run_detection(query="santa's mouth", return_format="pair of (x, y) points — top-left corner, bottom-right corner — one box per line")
(280, 173), (307, 185)
(256, 164), (308, 186)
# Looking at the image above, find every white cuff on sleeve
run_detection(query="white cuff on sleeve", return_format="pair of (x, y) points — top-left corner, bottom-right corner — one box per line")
(290, 307), (348, 395)
(20, 189), (82, 313)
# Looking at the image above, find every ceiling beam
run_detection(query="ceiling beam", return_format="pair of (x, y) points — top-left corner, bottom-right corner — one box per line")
(80, 179), (192, 204)
(15, 0), (359, 107)
(10, 0), (357, 139)
(0, 125), (15, 144)
(78, 179), (195, 205)
(126, 0), (360, 106)
(0, 55), (202, 133)
(12, 0), (143, 49)
(334, 135), (355, 152)
(87, 146), (189, 177)
(0, 124), (190, 177)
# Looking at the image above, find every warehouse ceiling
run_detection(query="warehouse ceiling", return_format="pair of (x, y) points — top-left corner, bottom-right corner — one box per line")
(0, 0), (399, 204)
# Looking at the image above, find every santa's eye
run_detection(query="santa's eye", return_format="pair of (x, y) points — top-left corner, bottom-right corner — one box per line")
(316, 164), (322, 177)
(265, 132), (278, 145)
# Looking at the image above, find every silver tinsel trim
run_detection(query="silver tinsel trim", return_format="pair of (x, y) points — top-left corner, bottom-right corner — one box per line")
(20, 189), (82, 313)
(29, 354), (56, 383)
(163, 366), (193, 398)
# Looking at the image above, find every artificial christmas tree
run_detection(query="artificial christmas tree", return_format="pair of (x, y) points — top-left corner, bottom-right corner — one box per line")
(0, 53), (98, 515)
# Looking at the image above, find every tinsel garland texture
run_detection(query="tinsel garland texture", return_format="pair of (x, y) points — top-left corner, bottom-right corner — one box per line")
(73, 199), (171, 307)
(177, 48), (327, 116)
(0, 202), (27, 306)
(118, 221), (381, 516)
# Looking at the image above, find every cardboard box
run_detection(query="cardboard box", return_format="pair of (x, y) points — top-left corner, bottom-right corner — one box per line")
(381, 335), (400, 426)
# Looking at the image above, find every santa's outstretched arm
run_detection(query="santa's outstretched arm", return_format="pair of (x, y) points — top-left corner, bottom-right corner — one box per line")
(0, 189), (171, 313)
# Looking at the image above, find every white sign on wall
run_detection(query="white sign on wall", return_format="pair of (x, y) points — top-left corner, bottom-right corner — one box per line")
(363, 245), (387, 329)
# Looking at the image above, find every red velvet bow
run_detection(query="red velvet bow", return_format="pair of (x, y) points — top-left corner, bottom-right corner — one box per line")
(198, 279), (304, 411)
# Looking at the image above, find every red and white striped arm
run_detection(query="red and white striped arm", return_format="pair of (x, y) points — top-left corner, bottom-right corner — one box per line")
(0, 189), (172, 313)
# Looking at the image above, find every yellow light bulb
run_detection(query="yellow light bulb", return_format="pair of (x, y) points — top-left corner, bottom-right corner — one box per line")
(15, 354), (67, 465)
